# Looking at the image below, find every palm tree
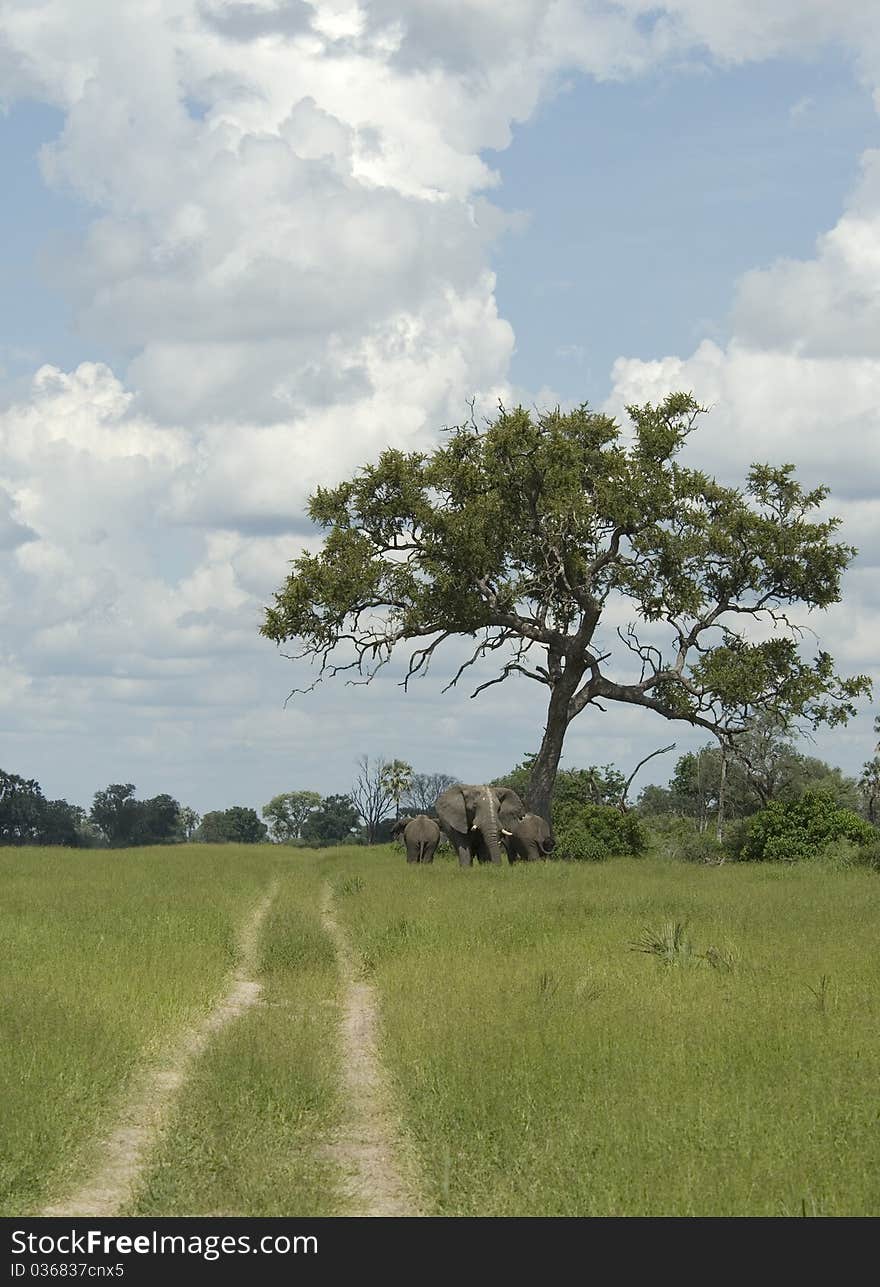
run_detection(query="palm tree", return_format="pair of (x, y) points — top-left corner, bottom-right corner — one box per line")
(381, 759), (414, 823)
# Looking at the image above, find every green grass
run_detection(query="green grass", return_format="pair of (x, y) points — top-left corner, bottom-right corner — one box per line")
(129, 861), (342, 1215)
(326, 849), (880, 1216)
(5, 843), (880, 1217)
(0, 845), (284, 1215)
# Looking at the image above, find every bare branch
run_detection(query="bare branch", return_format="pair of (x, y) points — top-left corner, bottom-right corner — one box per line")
(619, 743), (676, 812)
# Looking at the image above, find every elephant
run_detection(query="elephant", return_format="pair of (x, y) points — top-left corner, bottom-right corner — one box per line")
(503, 812), (554, 863)
(434, 784), (526, 867)
(391, 814), (441, 864)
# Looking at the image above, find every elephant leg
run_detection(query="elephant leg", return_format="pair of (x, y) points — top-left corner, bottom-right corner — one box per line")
(421, 843), (436, 864)
(455, 841), (473, 867)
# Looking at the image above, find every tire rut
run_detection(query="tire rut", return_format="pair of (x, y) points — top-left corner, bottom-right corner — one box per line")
(40, 880), (280, 1218)
(320, 882), (422, 1217)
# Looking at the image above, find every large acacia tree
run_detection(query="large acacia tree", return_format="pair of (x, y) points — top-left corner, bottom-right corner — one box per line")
(262, 394), (870, 822)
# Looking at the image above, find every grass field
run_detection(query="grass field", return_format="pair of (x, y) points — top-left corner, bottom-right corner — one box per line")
(3, 844), (879, 1216)
(0, 846), (285, 1214)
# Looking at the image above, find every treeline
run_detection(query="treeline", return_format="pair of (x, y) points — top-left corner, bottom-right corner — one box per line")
(493, 713), (880, 865)
(0, 761), (459, 849)
(3, 719), (878, 862)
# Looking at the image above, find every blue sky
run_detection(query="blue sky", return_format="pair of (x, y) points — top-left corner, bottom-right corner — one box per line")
(492, 52), (878, 402)
(0, 2), (878, 817)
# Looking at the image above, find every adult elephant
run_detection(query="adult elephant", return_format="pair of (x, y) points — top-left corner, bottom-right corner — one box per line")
(435, 784), (526, 867)
(503, 813), (554, 863)
(391, 814), (441, 864)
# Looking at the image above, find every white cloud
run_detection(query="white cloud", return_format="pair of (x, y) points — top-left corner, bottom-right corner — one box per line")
(1, 1), (880, 807)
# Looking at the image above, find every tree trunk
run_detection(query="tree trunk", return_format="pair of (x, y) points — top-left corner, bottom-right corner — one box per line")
(716, 744), (728, 844)
(525, 677), (579, 824)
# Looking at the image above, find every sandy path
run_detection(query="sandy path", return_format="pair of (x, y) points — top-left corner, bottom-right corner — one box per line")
(40, 880), (280, 1218)
(320, 883), (422, 1217)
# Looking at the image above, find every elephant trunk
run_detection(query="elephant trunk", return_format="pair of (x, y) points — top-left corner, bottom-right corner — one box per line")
(476, 787), (504, 865)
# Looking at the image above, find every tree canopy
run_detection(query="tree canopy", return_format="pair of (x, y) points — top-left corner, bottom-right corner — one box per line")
(262, 790), (321, 842)
(262, 394), (871, 819)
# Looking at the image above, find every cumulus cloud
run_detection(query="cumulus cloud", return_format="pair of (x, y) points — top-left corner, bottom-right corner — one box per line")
(1, 0), (879, 805)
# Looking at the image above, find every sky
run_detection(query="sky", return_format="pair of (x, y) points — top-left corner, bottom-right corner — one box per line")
(1, 0), (878, 817)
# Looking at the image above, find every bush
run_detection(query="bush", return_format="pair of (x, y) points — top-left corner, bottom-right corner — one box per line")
(676, 831), (727, 864)
(808, 837), (880, 870)
(555, 805), (646, 861)
(742, 790), (878, 863)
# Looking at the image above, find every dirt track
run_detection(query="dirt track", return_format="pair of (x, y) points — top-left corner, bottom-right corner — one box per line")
(40, 880), (279, 1217)
(320, 882), (422, 1217)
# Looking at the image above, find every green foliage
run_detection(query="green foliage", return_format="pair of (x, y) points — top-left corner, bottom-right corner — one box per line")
(0, 771), (90, 848)
(196, 807), (267, 844)
(263, 396), (870, 811)
(90, 787), (181, 847)
(858, 757), (880, 823)
(300, 794), (360, 845)
(132, 794), (182, 845)
(642, 722), (860, 830)
(262, 791), (321, 843)
(555, 804), (647, 861)
(380, 760), (414, 817)
(742, 790), (877, 863)
(631, 921), (697, 966)
(90, 783), (140, 846)
(177, 806), (201, 842)
(495, 758), (627, 819)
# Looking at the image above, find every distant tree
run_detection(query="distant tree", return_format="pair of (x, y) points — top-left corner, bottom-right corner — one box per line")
(131, 794), (181, 845)
(405, 772), (459, 814)
(0, 770), (46, 844)
(350, 756), (396, 843)
(195, 811), (232, 843)
(636, 784), (676, 815)
(668, 748), (744, 833)
(39, 799), (83, 847)
(262, 790), (321, 842)
(301, 794), (360, 845)
(380, 759), (413, 823)
(728, 714), (802, 808)
(90, 784), (140, 847)
(195, 807), (267, 843)
(857, 758), (880, 824)
(178, 806), (201, 841)
(262, 395), (870, 822)
(74, 811), (106, 848)
(223, 807), (268, 843)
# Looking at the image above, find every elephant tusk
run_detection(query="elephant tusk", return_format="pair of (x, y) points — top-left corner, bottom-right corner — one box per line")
(470, 822), (479, 831)
(501, 828), (512, 836)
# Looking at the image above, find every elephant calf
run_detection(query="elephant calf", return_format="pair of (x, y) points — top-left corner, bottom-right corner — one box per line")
(391, 814), (441, 864)
(503, 812), (554, 863)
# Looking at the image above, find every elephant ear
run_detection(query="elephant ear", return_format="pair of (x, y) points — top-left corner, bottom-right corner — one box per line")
(495, 787), (526, 826)
(436, 785), (468, 834)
